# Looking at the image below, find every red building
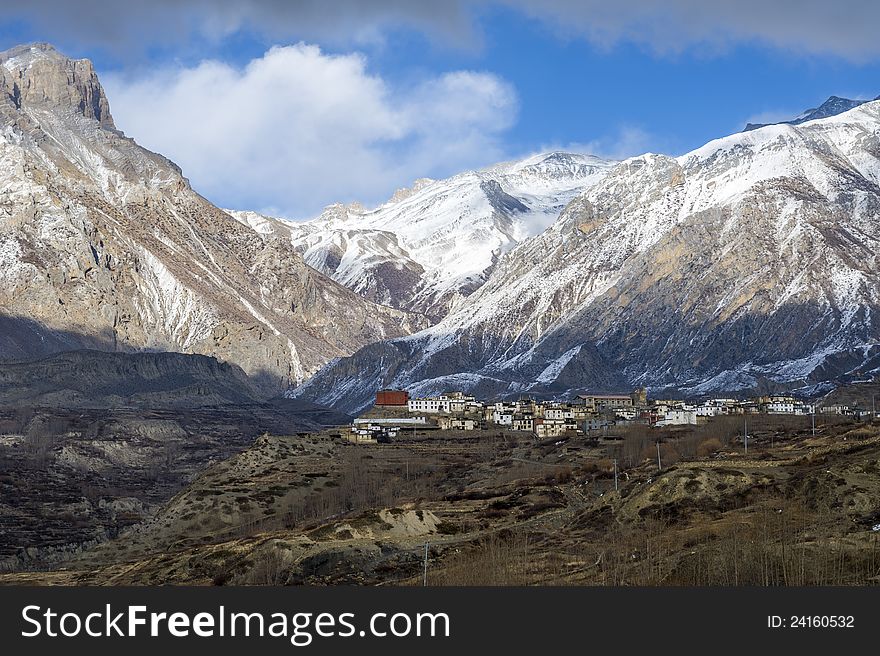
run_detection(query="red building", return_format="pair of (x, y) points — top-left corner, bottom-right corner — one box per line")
(375, 389), (409, 406)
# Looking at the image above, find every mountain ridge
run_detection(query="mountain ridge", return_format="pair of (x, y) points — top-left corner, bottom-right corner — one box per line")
(743, 94), (878, 131)
(4, 41), (878, 414)
(294, 99), (880, 413)
(229, 151), (616, 321)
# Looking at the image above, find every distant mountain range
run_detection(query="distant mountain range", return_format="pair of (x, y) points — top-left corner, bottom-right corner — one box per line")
(2, 43), (878, 412)
(294, 97), (880, 412)
(228, 151), (615, 321)
(744, 94), (880, 131)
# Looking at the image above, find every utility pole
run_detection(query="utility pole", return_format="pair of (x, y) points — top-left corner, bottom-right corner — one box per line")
(812, 409), (816, 436)
(656, 440), (662, 471)
(422, 542), (429, 587)
(744, 416), (748, 455)
(613, 458), (618, 491)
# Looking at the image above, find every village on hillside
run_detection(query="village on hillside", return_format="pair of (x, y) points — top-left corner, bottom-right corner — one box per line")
(348, 388), (876, 443)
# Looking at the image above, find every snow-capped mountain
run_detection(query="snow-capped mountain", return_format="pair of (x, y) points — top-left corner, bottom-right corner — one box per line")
(0, 44), (424, 390)
(744, 94), (879, 131)
(234, 152), (615, 320)
(294, 99), (880, 413)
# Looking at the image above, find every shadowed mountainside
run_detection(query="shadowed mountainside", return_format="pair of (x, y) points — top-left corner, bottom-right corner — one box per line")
(0, 348), (350, 570)
(0, 349), (266, 408)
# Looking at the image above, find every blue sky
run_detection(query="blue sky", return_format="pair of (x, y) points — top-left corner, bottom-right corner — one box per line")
(372, 6), (880, 154)
(2, 1), (879, 217)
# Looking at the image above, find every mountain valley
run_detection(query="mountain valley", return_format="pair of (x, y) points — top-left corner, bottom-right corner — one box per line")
(1, 41), (880, 589)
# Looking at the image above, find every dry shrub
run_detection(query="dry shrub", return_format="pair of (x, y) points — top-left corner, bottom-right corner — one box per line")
(659, 443), (681, 466)
(696, 438), (723, 458)
(595, 458), (613, 472)
(431, 531), (534, 585)
(247, 546), (287, 585)
(578, 461), (601, 475)
(555, 467), (573, 484)
(843, 426), (879, 440)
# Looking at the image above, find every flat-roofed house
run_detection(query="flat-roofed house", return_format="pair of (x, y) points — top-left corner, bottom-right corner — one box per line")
(437, 416), (478, 431)
(656, 409), (697, 426)
(512, 415), (534, 431)
(534, 417), (567, 438)
(493, 410), (514, 426)
(408, 395), (450, 413)
(575, 394), (634, 411)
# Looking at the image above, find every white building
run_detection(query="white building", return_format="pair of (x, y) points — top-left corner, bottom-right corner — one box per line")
(614, 407), (638, 420)
(767, 399), (796, 414)
(354, 417), (427, 426)
(464, 401), (485, 414)
(534, 418), (567, 438)
(656, 409), (697, 426)
(512, 416), (534, 431)
(695, 405), (724, 417)
(493, 411), (514, 425)
(820, 404), (851, 415)
(545, 407), (573, 420)
(437, 417), (478, 431)
(408, 396), (450, 413)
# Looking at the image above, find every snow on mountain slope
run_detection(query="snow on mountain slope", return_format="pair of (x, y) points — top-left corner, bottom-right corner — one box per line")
(225, 209), (287, 237)
(228, 203), (429, 311)
(294, 99), (880, 412)
(0, 44), (425, 390)
(252, 152), (615, 320)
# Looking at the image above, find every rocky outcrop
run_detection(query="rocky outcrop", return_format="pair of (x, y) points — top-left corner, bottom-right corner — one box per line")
(0, 43), (425, 392)
(744, 95), (872, 131)
(1, 43), (114, 129)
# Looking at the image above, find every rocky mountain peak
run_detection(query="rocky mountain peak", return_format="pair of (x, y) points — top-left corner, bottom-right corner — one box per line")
(387, 178), (435, 204)
(743, 94), (873, 132)
(0, 41), (426, 392)
(0, 42), (115, 130)
(805, 95), (867, 120)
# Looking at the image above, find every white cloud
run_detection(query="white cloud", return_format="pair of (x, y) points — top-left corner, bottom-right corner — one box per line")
(550, 126), (663, 161)
(505, 0), (880, 61)
(102, 44), (517, 218)
(12, 1), (880, 61)
(5, 1), (478, 54)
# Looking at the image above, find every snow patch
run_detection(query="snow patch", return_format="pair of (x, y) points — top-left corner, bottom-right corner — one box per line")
(536, 345), (582, 384)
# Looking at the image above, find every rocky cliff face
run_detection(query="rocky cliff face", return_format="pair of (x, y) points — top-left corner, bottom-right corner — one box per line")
(295, 101), (880, 413)
(1, 43), (114, 129)
(0, 44), (425, 391)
